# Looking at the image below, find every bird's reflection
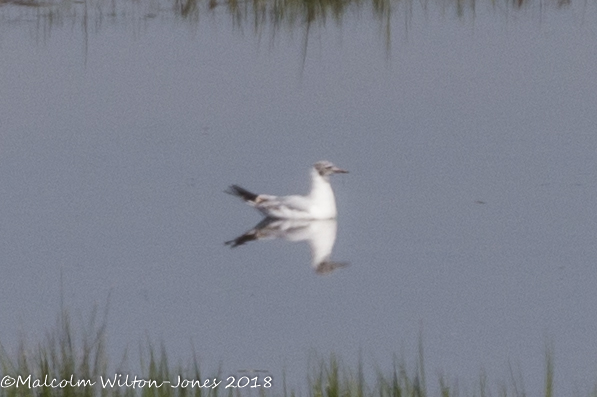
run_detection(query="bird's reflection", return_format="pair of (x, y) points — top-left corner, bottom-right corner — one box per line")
(226, 218), (348, 275)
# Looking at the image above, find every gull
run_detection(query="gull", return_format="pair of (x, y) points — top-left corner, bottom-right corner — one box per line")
(225, 218), (348, 275)
(226, 161), (348, 220)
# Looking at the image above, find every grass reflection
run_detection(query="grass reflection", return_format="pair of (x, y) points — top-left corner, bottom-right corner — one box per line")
(0, 0), (575, 46)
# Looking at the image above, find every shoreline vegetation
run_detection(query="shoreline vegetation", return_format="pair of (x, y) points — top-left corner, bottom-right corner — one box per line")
(0, 307), (573, 397)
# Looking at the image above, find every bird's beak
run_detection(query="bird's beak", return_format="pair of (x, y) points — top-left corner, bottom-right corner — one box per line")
(332, 166), (349, 174)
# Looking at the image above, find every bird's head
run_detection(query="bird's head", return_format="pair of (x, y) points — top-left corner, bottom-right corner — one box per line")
(314, 161), (349, 177)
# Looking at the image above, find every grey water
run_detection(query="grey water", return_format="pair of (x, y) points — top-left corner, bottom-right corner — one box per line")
(1, 0), (597, 394)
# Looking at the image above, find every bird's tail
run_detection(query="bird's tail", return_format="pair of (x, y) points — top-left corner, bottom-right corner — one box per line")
(226, 184), (259, 203)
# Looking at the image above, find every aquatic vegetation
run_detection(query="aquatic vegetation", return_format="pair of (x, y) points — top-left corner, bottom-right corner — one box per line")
(0, 308), (577, 397)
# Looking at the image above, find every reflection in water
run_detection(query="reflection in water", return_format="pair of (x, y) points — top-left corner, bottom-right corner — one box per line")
(226, 218), (348, 275)
(0, 0), (575, 58)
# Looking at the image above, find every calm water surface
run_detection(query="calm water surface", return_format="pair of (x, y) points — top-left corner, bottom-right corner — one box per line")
(1, 0), (596, 394)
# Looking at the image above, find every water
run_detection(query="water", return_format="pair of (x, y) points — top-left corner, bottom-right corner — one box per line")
(1, 0), (596, 394)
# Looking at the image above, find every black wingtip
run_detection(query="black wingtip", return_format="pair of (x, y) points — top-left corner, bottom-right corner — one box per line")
(226, 185), (259, 202)
(225, 232), (257, 248)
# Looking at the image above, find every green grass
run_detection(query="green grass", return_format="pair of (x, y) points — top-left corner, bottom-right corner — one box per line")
(0, 308), (579, 397)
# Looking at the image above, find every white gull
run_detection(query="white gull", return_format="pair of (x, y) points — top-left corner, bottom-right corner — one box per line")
(226, 160), (348, 220)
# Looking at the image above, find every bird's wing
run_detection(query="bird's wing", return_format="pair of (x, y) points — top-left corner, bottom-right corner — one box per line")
(254, 194), (312, 218)
(277, 195), (311, 212)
